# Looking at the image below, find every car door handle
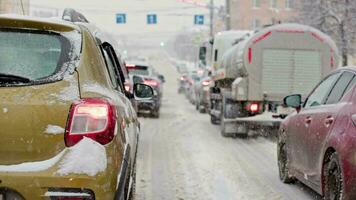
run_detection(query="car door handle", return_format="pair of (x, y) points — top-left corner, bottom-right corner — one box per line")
(305, 116), (312, 125)
(324, 116), (334, 127)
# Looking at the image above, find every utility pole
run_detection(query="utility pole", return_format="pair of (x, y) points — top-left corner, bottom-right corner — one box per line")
(225, 0), (231, 30)
(209, 0), (214, 38)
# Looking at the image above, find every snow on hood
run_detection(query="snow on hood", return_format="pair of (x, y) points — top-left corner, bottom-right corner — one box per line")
(57, 137), (107, 176)
(83, 82), (130, 116)
(0, 150), (66, 172)
(44, 125), (65, 135)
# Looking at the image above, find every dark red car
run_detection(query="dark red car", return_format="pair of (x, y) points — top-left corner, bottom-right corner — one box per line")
(278, 67), (356, 200)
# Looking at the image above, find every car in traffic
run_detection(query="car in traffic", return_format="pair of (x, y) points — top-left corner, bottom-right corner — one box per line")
(0, 11), (153, 200)
(125, 61), (164, 118)
(194, 69), (213, 113)
(278, 67), (356, 200)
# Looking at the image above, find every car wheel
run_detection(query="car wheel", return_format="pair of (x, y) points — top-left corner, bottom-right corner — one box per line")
(151, 109), (160, 118)
(210, 114), (220, 125)
(323, 152), (343, 200)
(277, 141), (295, 183)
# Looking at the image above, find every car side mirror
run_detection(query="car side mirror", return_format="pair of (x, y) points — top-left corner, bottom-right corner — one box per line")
(283, 94), (302, 111)
(158, 75), (165, 83)
(133, 83), (154, 99)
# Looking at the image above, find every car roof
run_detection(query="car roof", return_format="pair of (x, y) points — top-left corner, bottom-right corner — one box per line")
(0, 14), (80, 32)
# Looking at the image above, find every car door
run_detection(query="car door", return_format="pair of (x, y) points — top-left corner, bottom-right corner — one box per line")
(102, 44), (139, 165)
(289, 72), (340, 176)
(305, 71), (355, 185)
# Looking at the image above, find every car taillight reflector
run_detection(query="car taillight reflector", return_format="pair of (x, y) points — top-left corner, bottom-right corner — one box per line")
(248, 103), (259, 113)
(65, 98), (117, 147)
(144, 79), (159, 87)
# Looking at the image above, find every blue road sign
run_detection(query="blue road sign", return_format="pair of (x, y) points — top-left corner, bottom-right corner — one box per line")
(116, 13), (126, 24)
(147, 14), (157, 24)
(194, 15), (204, 25)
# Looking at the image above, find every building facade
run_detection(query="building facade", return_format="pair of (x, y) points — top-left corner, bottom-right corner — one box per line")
(0, 0), (29, 15)
(227, 0), (298, 30)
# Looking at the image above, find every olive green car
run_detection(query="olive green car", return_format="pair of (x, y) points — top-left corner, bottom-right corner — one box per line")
(0, 14), (151, 200)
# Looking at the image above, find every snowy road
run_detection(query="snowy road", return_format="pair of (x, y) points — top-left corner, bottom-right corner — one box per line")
(134, 54), (322, 200)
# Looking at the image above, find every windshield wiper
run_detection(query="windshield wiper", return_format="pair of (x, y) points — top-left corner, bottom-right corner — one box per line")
(0, 73), (31, 83)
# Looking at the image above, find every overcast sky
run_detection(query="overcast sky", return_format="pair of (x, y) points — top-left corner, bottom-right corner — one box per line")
(29, 0), (224, 47)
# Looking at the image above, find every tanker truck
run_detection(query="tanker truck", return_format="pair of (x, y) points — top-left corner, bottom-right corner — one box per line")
(209, 23), (339, 137)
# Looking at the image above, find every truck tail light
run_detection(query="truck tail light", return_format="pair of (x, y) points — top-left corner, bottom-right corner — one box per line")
(247, 103), (259, 113)
(65, 98), (117, 147)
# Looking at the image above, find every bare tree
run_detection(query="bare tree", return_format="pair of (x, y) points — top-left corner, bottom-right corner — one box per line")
(297, 0), (356, 66)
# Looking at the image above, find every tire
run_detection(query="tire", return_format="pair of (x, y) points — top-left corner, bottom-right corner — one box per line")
(323, 152), (344, 200)
(220, 118), (234, 137)
(210, 114), (220, 125)
(277, 140), (295, 183)
(199, 106), (206, 113)
(151, 109), (160, 118)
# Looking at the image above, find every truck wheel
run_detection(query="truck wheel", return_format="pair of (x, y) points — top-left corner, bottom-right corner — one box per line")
(220, 118), (234, 137)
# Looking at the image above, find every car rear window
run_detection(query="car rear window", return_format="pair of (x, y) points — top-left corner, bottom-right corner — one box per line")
(0, 29), (80, 85)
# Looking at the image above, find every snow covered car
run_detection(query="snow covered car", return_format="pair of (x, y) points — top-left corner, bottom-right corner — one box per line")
(0, 12), (153, 200)
(278, 67), (356, 200)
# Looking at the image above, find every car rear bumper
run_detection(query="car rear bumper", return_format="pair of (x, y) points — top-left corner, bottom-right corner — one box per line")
(0, 142), (121, 200)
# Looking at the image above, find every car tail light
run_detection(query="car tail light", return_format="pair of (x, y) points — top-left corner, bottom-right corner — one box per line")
(65, 98), (117, 147)
(125, 63), (136, 68)
(144, 79), (159, 87)
(247, 103), (259, 113)
(202, 80), (211, 86)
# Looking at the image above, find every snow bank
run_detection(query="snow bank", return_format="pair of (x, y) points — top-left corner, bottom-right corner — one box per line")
(57, 137), (107, 176)
(44, 125), (65, 135)
(0, 150), (66, 172)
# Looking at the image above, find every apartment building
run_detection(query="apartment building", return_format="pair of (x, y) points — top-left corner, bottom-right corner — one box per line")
(0, 0), (29, 15)
(227, 0), (298, 30)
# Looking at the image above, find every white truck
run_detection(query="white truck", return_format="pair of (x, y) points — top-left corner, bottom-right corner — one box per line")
(209, 23), (339, 137)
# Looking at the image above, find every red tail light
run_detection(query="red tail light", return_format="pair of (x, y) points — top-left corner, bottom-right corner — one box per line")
(144, 79), (159, 87)
(247, 103), (259, 113)
(248, 48), (252, 64)
(202, 80), (211, 86)
(65, 98), (117, 147)
(125, 63), (136, 68)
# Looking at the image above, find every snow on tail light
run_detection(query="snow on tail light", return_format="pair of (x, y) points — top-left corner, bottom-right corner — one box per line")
(65, 98), (117, 147)
(247, 103), (259, 113)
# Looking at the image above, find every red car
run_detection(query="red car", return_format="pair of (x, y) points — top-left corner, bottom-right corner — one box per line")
(278, 67), (356, 200)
